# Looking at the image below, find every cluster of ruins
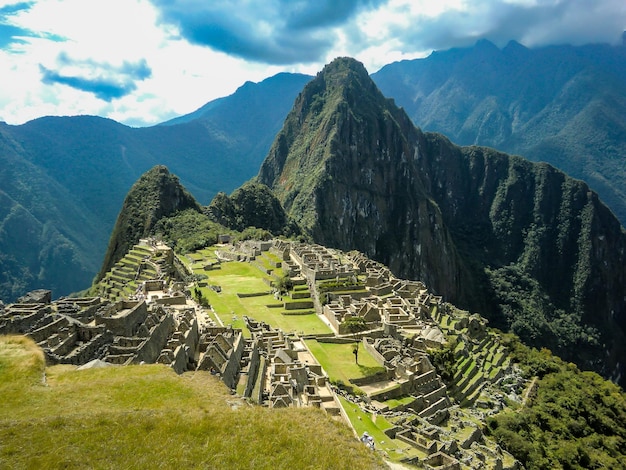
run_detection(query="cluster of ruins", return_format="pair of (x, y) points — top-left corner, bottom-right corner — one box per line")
(0, 237), (523, 469)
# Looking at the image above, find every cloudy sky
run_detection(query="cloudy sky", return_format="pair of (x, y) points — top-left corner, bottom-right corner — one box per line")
(1, 0), (624, 127)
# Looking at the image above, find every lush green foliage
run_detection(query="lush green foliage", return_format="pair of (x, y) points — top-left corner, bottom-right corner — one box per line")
(207, 182), (301, 237)
(154, 208), (227, 253)
(428, 340), (457, 383)
(486, 264), (601, 361)
(487, 335), (626, 469)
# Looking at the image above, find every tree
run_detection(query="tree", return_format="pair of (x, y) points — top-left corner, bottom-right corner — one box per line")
(275, 274), (293, 295)
(344, 316), (368, 364)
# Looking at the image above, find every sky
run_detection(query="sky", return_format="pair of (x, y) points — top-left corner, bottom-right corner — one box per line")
(0, 0), (624, 127)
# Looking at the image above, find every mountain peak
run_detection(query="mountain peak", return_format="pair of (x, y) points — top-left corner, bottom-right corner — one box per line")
(96, 165), (200, 280)
(319, 57), (369, 80)
(305, 57), (379, 109)
(257, 56), (401, 198)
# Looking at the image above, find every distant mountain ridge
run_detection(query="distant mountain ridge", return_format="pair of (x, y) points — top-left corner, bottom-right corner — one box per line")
(372, 39), (626, 224)
(257, 57), (626, 385)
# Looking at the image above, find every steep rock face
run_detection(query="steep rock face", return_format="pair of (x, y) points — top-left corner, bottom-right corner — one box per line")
(258, 58), (470, 306)
(258, 57), (626, 384)
(417, 136), (626, 377)
(97, 166), (201, 280)
(372, 40), (626, 225)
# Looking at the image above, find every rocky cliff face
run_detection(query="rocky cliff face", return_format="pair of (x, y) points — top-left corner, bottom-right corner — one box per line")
(258, 57), (626, 384)
(97, 165), (201, 280)
(258, 58), (469, 301)
(372, 40), (626, 226)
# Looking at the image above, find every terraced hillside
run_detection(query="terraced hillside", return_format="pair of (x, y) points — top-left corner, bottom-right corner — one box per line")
(4, 238), (625, 469)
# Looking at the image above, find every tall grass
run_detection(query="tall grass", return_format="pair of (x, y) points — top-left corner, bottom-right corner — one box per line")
(0, 336), (383, 470)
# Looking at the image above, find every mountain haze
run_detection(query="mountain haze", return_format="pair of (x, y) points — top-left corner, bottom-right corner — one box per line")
(257, 57), (626, 384)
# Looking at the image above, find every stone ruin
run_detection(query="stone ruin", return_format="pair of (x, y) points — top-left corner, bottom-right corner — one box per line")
(240, 316), (340, 414)
(0, 239), (524, 469)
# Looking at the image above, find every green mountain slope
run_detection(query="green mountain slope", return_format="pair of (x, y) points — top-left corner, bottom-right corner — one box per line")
(0, 124), (102, 300)
(0, 73), (311, 301)
(97, 165), (200, 279)
(257, 57), (626, 386)
(372, 40), (626, 225)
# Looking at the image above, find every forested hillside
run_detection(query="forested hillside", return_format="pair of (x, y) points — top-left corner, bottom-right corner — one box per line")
(0, 74), (310, 302)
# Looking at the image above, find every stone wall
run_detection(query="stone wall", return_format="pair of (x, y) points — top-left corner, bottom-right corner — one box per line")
(97, 300), (148, 336)
(133, 312), (175, 364)
(154, 295), (187, 306)
(221, 331), (245, 390)
(284, 300), (314, 310)
(244, 340), (261, 399)
(363, 337), (388, 367)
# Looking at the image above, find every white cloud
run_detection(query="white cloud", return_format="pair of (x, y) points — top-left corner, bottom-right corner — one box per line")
(0, 0), (624, 127)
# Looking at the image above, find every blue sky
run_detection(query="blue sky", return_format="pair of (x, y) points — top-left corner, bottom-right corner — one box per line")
(0, 0), (624, 127)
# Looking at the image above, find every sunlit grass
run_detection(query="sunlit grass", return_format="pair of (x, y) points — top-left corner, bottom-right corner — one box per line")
(304, 340), (386, 387)
(190, 258), (331, 336)
(0, 336), (383, 470)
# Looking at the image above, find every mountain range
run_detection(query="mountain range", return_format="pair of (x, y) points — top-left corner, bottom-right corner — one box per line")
(96, 56), (626, 389)
(1, 39), (625, 312)
(0, 73), (310, 301)
(373, 39), (626, 224)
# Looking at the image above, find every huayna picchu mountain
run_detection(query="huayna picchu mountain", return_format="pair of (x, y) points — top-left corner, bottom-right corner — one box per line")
(257, 57), (626, 385)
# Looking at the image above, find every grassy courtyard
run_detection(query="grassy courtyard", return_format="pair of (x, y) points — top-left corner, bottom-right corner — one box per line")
(303, 340), (386, 389)
(185, 251), (331, 336)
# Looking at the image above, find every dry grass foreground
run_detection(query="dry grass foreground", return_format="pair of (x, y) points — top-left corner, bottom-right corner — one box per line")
(0, 335), (384, 470)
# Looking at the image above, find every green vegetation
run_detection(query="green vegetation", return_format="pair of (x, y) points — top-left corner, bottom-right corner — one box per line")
(154, 208), (228, 253)
(304, 340), (385, 392)
(428, 340), (457, 383)
(207, 182), (301, 237)
(0, 336), (382, 470)
(97, 166), (201, 281)
(188, 255), (331, 335)
(486, 335), (626, 469)
(486, 264), (602, 365)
